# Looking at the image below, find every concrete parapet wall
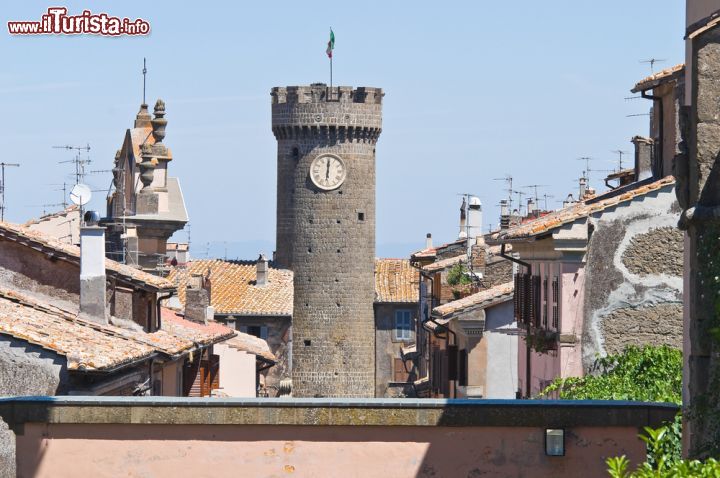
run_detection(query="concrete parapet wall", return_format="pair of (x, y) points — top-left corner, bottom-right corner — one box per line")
(0, 397), (677, 477)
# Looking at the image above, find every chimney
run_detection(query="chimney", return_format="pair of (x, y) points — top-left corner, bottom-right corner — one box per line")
(467, 196), (483, 244)
(500, 200), (510, 229)
(632, 136), (654, 181)
(458, 197), (467, 239)
(579, 176), (587, 200)
(185, 273), (211, 324)
(563, 194), (575, 208)
(80, 223), (108, 324)
(425, 233), (433, 250)
(527, 198), (537, 217)
(256, 253), (269, 286)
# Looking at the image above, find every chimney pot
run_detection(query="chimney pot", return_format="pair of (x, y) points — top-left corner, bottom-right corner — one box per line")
(80, 226), (108, 324)
(425, 233), (433, 250)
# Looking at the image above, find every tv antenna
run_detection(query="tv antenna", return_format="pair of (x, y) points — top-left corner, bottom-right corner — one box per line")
(639, 58), (666, 73)
(611, 150), (630, 171)
(510, 189), (526, 215)
(142, 57), (147, 105)
(0, 162), (20, 222)
(522, 184), (548, 205)
(54, 144), (91, 184)
(541, 193), (555, 211)
(493, 175), (513, 210)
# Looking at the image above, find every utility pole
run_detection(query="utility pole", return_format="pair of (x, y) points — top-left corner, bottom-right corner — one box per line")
(0, 162), (20, 222)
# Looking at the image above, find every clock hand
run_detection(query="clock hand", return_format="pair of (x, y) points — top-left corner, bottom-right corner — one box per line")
(326, 158), (330, 179)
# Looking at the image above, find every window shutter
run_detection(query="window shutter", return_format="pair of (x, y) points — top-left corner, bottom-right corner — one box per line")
(447, 345), (459, 381)
(210, 353), (220, 390)
(552, 277), (559, 329)
(458, 349), (468, 387)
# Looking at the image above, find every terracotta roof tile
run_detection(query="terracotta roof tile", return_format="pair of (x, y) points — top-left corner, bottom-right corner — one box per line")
(225, 334), (276, 363)
(0, 221), (174, 291)
(432, 281), (514, 320)
(167, 260), (293, 316)
(23, 205), (79, 227)
(374, 259), (419, 303)
(160, 307), (235, 348)
(495, 176), (675, 242)
(631, 64), (684, 93)
(422, 254), (465, 273)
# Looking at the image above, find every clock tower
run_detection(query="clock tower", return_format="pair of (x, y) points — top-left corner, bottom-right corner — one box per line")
(271, 83), (383, 398)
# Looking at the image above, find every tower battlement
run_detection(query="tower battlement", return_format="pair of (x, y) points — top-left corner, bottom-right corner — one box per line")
(271, 84), (383, 105)
(271, 84), (383, 138)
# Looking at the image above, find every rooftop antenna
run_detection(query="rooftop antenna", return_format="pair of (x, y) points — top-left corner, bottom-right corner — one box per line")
(510, 189), (526, 215)
(541, 193), (555, 211)
(493, 175), (513, 211)
(611, 150), (630, 171)
(142, 57), (147, 105)
(54, 144), (91, 184)
(521, 184), (548, 205)
(626, 113), (651, 117)
(639, 58), (666, 74)
(0, 162), (20, 222)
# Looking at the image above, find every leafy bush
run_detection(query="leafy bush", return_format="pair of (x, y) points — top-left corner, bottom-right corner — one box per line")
(446, 263), (472, 286)
(539, 345), (682, 404)
(607, 421), (720, 477)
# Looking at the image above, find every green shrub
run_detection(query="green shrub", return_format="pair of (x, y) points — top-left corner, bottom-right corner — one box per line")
(446, 263), (472, 286)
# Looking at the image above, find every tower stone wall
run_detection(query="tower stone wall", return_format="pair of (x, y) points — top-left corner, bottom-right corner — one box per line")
(271, 83), (382, 397)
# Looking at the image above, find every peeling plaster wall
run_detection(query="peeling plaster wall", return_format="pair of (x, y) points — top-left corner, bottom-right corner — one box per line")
(582, 186), (683, 369)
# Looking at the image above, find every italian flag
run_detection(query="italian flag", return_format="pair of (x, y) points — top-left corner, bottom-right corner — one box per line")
(326, 29), (335, 58)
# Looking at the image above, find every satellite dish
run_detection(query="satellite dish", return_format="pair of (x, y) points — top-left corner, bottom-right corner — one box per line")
(69, 183), (92, 206)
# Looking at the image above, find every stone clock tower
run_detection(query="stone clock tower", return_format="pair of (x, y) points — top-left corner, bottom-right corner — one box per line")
(271, 83), (383, 397)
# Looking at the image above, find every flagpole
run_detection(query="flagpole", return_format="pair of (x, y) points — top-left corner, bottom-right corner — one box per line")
(329, 27), (333, 91)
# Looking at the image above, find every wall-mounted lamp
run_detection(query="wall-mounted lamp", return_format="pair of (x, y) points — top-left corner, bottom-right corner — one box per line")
(545, 428), (565, 456)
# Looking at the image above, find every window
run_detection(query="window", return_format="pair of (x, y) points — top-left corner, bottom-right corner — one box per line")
(394, 310), (413, 341)
(239, 325), (268, 340)
(542, 277), (548, 328)
(552, 277), (559, 329)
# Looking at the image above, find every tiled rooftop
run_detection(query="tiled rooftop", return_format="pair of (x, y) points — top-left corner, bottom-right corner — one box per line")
(225, 334), (276, 363)
(167, 260), (294, 316)
(493, 176), (675, 242)
(0, 221), (174, 291)
(432, 281), (514, 319)
(23, 205), (79, 227)
(422, 254), (465, 273)
(0, 288), (241, 372)
(631, 64), (684, 93)
(374, 259), (419, 303)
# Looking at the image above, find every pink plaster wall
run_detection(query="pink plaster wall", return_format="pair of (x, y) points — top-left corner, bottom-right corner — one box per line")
(518, 261), (586, 396)
(16, 423), (646, 478)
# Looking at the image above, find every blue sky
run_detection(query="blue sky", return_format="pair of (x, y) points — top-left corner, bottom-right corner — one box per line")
(0, 1), (685, 259)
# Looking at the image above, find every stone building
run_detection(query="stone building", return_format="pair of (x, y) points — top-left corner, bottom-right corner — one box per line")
(167, 258), (292, 396)
(409, 198), (516, 398)
(103, 100), (188, 272)
(374, 258), (419, 397)
(0, 221), (253, 396)
(271, 84), (382, 397)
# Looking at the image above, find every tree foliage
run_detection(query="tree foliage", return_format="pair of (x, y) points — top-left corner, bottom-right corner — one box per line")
(539, 345), (682, 404)
(446, 263), (472, 287)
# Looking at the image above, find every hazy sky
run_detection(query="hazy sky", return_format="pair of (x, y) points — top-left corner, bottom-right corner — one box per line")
(1, 1), (685, 259)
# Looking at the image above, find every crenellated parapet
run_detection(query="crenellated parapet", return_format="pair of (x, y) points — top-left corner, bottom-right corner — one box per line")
(271, 84), (382, 142)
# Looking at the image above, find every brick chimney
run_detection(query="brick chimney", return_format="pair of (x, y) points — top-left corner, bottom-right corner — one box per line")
(79, 225), (108, 324)
(499, 200), (510, 229)
(256, 253), (269, 286)
(632, 136), (654, 181)
(185, 273), (211, 324)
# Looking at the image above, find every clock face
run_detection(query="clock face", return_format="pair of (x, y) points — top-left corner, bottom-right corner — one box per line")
(310, 154), (346, 190)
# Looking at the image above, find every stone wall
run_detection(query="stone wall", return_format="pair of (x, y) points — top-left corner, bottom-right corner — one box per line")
(272, 84), (382, 397)
(582, 186), (683, 368)
(0, 396), (678, 478)
(0, 337), (67, 396)
(375, 303), (416, 397)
